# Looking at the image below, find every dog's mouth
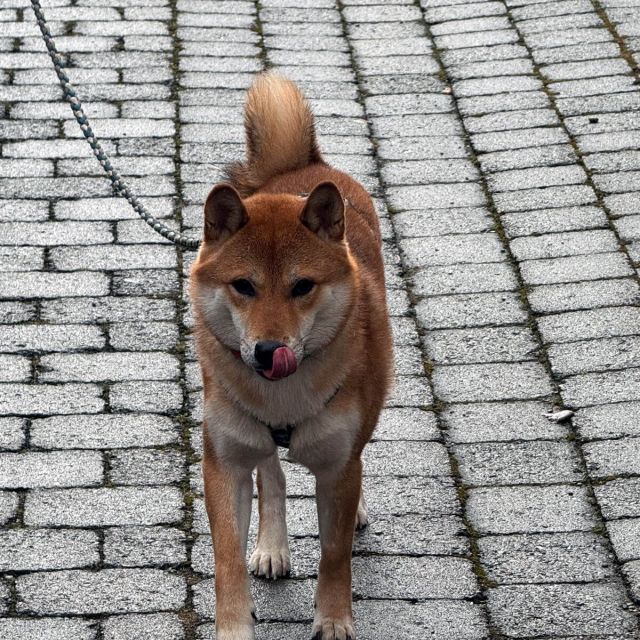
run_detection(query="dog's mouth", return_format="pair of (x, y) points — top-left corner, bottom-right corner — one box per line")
(257, 346), (298, 381)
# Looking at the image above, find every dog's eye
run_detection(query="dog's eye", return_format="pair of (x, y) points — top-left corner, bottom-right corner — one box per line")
(231, 279), (256, 297)
(291, 279), (315, 297)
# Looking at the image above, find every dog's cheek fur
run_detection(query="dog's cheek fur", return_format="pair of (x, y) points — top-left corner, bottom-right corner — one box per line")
(302, 281), (353, 354)
(199, 286), (243, 350)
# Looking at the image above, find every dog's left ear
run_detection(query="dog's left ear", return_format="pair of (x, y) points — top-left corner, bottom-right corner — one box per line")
(300, 181), (345, 242)
(204, 183), (248, 244)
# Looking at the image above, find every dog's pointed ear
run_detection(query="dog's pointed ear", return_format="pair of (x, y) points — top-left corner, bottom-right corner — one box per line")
(204, 184), (248, 244)
(300, 182), (345, 242)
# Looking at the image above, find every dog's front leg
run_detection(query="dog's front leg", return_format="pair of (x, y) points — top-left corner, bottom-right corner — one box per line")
(312, 458), (361, 640)
(203, 434), (255, 640)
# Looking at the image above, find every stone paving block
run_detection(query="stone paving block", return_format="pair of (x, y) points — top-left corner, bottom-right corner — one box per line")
(104, 526), (186, 568)
(109, 321), (179, 351)
(364, 441), (450, 477)
(102, 613), (183, 640)
(0, 324), (105, 353)
(50, 244), (177, 271)
(385, 375), (433, 407)
(521, 252), (632, 285)
(424, 325), (536, 365)
(393, 207), (492, 237)
(0, 417), (25, 450)
(584, 438), (640, 478)
(488, 582), (637, 638)
(377, 135), (467, 160)
(387, 182), (485, 211)
(0, 451), (103, 489)
(24, 486), (183, 527)
(109, 448), (184, 485)
(442, 400), (567, 443)
(31, 414), (179, 450)
(594, 478), (640, 519)
(549, 336), (640, 376)
(574, 402), (640, 440)
(479, 531), (615, 584)
(111, 270), (180, 297)
(494, 184), (595, 213)
(502, 206), (608, 238)
(478, 143), (576, 173)
(433, 361), (552, 402)
(352, 555), (478, 600)
(40, 352), (180, 382)
(529, 278), (640, 314)
(416, 291), (528, 330)
(110, 380), (184, 414)
(17, 569), (186, 615)
(411, 262), (518, 296)
(466, 107), (556, 133)
(374, 407), (439, 441)
(456, 440), (583, 486)
(402, 233), (504, 268)
(0, 383), (104, 416)
(488, 165), (585, 193)
(467, 484), (594, 535)
(607, 518), (640, 562)
(0, 271), (109, 299)
(0, 619), (97, 640)
(0, 528), (99, 572)
(0, 491), (18, 526)
(381, 158), (478, 185)
(562, 368), (640, 407)
(0, 354), (31, 382)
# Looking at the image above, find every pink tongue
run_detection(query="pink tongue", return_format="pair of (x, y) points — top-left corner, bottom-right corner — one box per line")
(264, 346), (297, 380)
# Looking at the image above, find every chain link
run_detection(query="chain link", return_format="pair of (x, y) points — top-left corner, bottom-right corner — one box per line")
(30, 0), (201, 250)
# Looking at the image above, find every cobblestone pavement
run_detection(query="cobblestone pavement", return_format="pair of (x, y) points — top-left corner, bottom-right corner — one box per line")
(1, 0), (640, 638)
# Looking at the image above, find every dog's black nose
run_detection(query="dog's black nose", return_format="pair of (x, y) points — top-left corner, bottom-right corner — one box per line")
(254, 341), (284, 369)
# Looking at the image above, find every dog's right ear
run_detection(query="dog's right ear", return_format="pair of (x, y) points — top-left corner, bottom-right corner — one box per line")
(204, 184), (248, 244)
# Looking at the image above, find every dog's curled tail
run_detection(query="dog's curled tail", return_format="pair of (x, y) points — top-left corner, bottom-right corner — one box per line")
(225, 72), (323, 195)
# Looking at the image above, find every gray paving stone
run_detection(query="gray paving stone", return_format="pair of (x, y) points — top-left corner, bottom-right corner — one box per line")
(521, 252), (632, 285)
(0, 354), (31, 382)
(596, 478), (640, 520)
(529, 278), (640, 314)
(0, 271), (109, 299)
(502, 206), (608, 238)
(562, 367), (640, 407)
(354, 599), (487, 640)
(104, 527), (186, 568)
(584, 438), (640, 478)
(473, 127), (568, 154)
(50, 244), (177, 271)
(0, 528), (99, 572)
(364, 441), (449, 477)
(457, 440), (582, 486)
(110, 380), (184, 413)
(393, 207), (492, 237)
(424, 325), (536, 365)
(352, 556), (478, 600)
(574, 402), (640, 440)
(0, 491), (18, 526)
(466, 107), (556, 133)
(374, 407), (439, 441)
(467, 484), (594, 535)
(32, 414), (179, 449)
(479, 143), (576, 173)
(442, 400), (568, 443)
(549, 336), (640, 376)
(433, 361), (552, 402)
(102, 613), (183, 640)
(109, 448), (184, 485)
(493, 184), (595, 213)
(0, 417), (25, 451)
(0, 451), (102, 489)
(607, 518), (640, 562)
(401, 233), (504, 268)
(40, 352), (179, 383)
(24, 486), (183, 527)
(0, 383), (104, 416)
(387, 182), (485, 211)
(416, 291), (528, 330)
(411, 262), (518, 296)
(488, 165), (585, 193)
(0, 324), (105, 353)
(17, 569), (186, 615)
(381, 158), (477, 185)
(0, 619), (97, 640)
(488, 582), (637, 638)
(479, 531), (615, 584)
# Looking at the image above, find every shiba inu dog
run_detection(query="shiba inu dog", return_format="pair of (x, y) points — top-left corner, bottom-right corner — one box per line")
(190, 72), (393, 640)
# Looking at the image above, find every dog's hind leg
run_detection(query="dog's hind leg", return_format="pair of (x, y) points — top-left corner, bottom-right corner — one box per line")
(355, 488), (368, 531)
(249, 450), (291, 579)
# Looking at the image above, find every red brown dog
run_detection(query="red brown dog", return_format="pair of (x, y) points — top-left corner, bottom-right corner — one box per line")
(190, 72), (393, 640)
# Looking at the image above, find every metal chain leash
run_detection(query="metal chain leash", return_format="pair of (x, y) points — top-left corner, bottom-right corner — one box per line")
(30, 0), (201, 250)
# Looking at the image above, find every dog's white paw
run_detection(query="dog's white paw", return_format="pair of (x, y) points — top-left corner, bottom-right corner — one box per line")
(355, 495), (368, 531)
(312, 615), (355, 640)
(249, 543), (291, 579)
(215, 624), (255, 640)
